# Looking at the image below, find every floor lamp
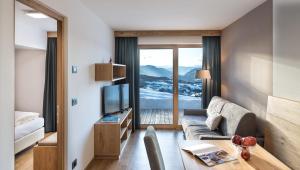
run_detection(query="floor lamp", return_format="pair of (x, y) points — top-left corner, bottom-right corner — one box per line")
(195, 70), (211, 108)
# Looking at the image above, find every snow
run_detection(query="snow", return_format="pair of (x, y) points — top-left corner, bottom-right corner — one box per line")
(140, 88), (202, 109)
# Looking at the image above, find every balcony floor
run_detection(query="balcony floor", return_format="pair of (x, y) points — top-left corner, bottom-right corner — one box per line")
(140, 109), (184, 124)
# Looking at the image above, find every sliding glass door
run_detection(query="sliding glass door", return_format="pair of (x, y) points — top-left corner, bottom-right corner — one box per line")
(178, 48), (203, 124)
(139, 45), (203, 128)
(139, 48), (174, 125)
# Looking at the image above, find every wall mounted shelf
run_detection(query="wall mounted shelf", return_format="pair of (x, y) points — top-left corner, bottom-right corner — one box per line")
(95, 63), (126, 81)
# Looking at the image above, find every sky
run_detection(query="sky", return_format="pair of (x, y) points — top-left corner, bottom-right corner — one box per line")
(140, 48), (203, 67)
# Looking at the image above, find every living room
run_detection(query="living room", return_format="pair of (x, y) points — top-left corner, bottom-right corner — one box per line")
(0, 0), (299, 170)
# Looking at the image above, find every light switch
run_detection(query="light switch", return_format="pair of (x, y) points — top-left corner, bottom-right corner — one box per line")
(72, 98), (78, 106)
(72, 66), (78, 74)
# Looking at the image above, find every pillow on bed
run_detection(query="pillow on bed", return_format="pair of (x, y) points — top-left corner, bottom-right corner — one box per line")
(15, 111), (40, 126)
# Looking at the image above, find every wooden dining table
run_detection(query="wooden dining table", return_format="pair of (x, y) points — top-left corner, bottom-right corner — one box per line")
(178, 140), (290, 170)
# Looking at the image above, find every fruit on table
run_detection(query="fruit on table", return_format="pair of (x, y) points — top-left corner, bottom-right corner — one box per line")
(241, 136), (257, 146)
(241, 147), (250, 160)
(231, 135), (242, 145)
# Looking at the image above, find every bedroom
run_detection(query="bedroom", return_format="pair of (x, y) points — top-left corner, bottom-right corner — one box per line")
(14, 1), (58, 169)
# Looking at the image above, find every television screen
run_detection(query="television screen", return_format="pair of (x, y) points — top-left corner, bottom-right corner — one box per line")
(103, 85), (121, 114)
(121, 84), (129, 110)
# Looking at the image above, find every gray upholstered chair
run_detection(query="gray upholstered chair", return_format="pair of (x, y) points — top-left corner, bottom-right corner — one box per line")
(144, 126), (165, 170)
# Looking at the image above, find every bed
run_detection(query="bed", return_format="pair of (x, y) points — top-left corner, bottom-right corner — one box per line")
(15, 111), (45, 154)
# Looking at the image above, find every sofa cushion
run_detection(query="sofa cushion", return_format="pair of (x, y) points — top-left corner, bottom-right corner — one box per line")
(181, 115), (207, 132)
(206, 114), (223, 130)
(184, 125), (222, 140)
(182, 115), (222, 140)
(219, 103), (256, 137)
(207, 96), (229, 117)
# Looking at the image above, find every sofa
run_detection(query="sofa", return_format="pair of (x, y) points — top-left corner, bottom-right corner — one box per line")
(182, 96), (256, 140)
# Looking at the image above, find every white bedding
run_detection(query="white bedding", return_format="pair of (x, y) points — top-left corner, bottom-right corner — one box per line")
(15, 117), (44, 140)
(15, 111), (40, 126)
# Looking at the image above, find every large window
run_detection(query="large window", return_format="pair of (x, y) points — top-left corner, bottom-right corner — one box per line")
(139, 49), (174, 125)
(139, 45), (203, 127)
(178, 48), (203, 123)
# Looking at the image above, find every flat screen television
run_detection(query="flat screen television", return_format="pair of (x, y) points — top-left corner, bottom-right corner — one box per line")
(103, 85), (121, 114)
(121, 84), (129, 110)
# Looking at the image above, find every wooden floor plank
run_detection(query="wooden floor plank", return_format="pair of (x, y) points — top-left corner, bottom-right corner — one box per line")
(15, 132), (53, 170)
(138, 109), (185, 125)
(140, 109), (175, 124)
(87, 130), (185, 170)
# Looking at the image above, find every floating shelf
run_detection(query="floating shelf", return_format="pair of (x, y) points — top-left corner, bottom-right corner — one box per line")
(95, 63), (126, 81)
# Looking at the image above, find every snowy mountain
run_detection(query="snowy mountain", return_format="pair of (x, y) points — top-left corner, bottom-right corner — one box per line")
(140, 65), (200, 82)
(165, 66), (200, 76)
(179, 68), (199, 82)
(140, 65), (172, 78)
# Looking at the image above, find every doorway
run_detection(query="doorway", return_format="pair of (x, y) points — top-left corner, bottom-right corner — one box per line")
(139, 45), (203, 129)
(14, 0), (66, 169)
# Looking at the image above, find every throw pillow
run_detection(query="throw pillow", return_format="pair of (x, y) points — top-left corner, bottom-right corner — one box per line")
(206, 114), (223, 130)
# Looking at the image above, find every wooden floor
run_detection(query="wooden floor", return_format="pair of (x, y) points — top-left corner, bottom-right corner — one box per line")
(87, 130), (185, 170)
(15, 132), (53, 170)
(140, 109), (184, 124)
(15, 147), (34, 170)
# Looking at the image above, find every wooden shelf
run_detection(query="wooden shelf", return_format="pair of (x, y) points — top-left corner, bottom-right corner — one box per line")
(95, 63), (126, 81)
(127, 119), (132, 127)
(94, 108), (133, 160)
(112, 77), (126, 82)
(120, 127), (127, 139)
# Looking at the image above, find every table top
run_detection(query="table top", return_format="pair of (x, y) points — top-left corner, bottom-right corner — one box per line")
(178, 140), (290, 170)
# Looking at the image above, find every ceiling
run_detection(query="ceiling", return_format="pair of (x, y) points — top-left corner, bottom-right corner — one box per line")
(81, 0), (266, 31)
(15, 1), (57, 32)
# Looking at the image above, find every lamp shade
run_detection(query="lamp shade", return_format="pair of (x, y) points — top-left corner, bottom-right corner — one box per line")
(195, 70), (211, 79)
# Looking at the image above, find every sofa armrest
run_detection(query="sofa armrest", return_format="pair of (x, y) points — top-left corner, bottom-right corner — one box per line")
(199, 135), (232, 140)
(184, 109), (207, 116)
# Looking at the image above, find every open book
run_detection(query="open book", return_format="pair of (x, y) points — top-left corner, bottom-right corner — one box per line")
(182, 144), (236, 167)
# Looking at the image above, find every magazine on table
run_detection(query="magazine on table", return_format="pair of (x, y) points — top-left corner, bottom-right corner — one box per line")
(181, 143), (236, 167)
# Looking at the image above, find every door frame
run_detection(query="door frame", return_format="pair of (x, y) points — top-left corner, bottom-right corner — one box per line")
(138, 44), (202, 130)
(15, 0), (66, 169)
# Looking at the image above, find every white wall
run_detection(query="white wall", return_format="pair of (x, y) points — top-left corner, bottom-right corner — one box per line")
(37, 0), (114, 169)
(15, 49), (46, 115)
(1, 0), (114, 169)
(0, 0), (15, 169)
(273, 0), (300, 101)
(138, 36), (202, 45)
(15, 11), (47, 50)
(15, 2), (57, 50)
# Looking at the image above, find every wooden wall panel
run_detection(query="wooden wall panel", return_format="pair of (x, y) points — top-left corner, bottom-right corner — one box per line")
(265, 96), (300, 169)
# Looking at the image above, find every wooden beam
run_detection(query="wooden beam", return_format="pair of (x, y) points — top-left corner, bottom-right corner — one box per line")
(114, 30), (221, 37)
(138, 44), (202, 49)
(56, 19), (66, 170)
(47, 31), (57, 38)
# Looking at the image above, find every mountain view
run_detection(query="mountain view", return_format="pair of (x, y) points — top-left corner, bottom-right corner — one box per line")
(140, 65), (202, 110)
(139, 48), (203, 116)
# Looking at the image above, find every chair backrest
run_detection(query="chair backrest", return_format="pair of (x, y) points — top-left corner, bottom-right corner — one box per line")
(144, 126), (165, 170)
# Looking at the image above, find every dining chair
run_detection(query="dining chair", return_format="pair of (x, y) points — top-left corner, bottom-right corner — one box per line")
(144, 126), (165, 170)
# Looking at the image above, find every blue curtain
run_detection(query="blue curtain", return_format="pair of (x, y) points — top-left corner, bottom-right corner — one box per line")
(202, 36), (221, 108)
(43, 37), (57, 132)
(115, 37), (140, 130)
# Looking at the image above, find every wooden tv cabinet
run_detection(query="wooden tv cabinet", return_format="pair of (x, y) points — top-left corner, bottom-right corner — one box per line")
(94, 108), (132, 159)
